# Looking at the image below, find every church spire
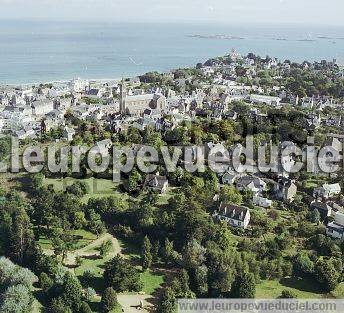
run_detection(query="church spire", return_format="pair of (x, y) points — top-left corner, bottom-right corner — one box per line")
(120, 77), (127, 114)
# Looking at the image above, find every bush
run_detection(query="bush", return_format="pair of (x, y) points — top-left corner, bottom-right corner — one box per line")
(230, 272), (256, 298)
(104, 255), (142, 292)
(101, 287), (118, 312)
(39, 272), (53, 293)
(280, 289), (297, 298)
(79, 301), (93, 313)
(66, 181), (89, 196)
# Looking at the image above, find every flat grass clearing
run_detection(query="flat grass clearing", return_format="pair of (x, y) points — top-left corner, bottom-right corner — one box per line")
(73, 229), (98, 249)
(140, 270), (165, 295)
(38, 229), (97, 252)
(75, 254), (114, 292)
(303, 178), (323, 190)
(43, 177), (121, 202)
(155, 187), (179, 205)
(38, 236), (54, 250)
(256, 277), (327, 299)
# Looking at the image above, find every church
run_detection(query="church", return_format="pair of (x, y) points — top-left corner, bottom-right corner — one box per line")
(119, 81), (166, 116)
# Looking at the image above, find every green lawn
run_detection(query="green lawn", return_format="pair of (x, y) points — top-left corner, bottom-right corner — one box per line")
(302, 178), (323, 190)
(38, 229), (97, 252)
(73, 229), (98, 249)
(43, 177), (121, 202)
(140, 270), (165, 294)
(38, 236), (54, 250)
(256, 277), (327, 299)
(155, 187), (178, 205)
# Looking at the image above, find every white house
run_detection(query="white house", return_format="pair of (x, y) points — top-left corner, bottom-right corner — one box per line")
(236, 176), (266, 196)
(250, 94), (281, 107)
(91, 139), (113, 157)
(253, 196), (273, 208)
(70, 78), (90, 93)
(0, 118), (4, 132)
(32, 99), (54, 116)
(313, 183), (341, 199)
(222, 170), (240, 185)
(144, 174), (169, 194)
(215, 202), (251, 229)
(326, 212), (344, 240)
(63, 127), (75, 142)
(15, 129), (35, 140)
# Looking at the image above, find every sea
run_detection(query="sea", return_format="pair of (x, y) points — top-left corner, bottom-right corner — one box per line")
(0, 20), (343, 85)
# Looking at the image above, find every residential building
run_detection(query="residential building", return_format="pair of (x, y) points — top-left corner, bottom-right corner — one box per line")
(144, 174), (169, 194)
(236, 176), (266, 196)
(326, 212), (344, 240)
(313, 183), (341, 199)
(215, 202), (251, 229)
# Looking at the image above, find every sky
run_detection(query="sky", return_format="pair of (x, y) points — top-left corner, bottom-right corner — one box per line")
(0, 0), (343, 26)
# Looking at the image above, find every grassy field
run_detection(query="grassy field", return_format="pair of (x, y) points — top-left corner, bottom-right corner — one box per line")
(140, 270), (165, 295)
(38, 229), (97, 251)
(43, 177), (122, 202)
(256, 277), (327, 299)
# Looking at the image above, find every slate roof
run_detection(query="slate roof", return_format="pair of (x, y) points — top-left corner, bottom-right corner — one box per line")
(218, 202), (249, 222)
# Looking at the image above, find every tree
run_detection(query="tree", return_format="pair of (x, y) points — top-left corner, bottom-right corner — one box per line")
(160, 287), (177, 313)
(82, 270), (96, 287)
(163, 238), (179, 266)
(193, 265), (208, 296)
(104, 255), (142, 292)
(219, 185), (243, 205)
(28, 173), (44, 192)
(101, 287), (118, 313)
(0, 257), (36, 312)
(152, 241), (161, 262)
(310, 209), (321, 224)
(293, 253), (314, 277)
(280, 290), (297, 298)
(142, 236), (153, 270)
(169, 270), (195, 298)
(51, 228), (75, 262)
(127, 169), (142, 193)
(182, 239), (206, 270)
(231, 272), (256, 298)
(39, 272), (53, 293)
(87, 209), (105, 237)
(0, 193), (35, 265)
(66, 181), (89, 197)
(0, 284), (33, 313)
(84, 287), (96, 302)
(100, 240), (113, 258)
(79, 301), (93, 313)
(61, 273), (83, 312)
(315, 259), (340, 292)
(49, 297), (72, 313)
(9, 208), (35, 264)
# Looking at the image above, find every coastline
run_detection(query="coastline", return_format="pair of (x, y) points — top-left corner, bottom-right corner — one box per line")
(2, 77), (125, 87)
(1, 20), (344, 86)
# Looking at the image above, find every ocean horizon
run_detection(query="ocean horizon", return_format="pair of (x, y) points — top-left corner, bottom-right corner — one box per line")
(1, 19), (344, 85)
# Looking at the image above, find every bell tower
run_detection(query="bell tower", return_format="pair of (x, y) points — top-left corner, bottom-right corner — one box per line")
(120, 78), (127, 114)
